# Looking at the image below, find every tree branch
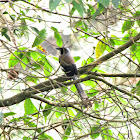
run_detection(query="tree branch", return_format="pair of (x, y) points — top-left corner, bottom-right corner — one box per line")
(0, 73), (140, 107)
(79, 32), (140, 74)
(92, 72), (140, 77)
(21, 0), (90, 19)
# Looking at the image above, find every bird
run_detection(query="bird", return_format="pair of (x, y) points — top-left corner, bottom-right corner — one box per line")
(56, 47), (92, 107)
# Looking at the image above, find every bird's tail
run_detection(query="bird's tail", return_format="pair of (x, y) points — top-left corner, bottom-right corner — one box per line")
(73, 76), (92, 107)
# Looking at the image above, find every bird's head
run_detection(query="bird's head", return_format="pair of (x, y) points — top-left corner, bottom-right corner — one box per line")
(56, 47), (70, 55)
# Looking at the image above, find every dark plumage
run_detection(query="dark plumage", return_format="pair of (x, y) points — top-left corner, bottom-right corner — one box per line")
(56, 47), (77, 77)
(56, 47), (92, 107)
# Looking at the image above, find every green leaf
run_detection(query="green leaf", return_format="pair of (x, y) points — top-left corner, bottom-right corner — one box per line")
(118, 134), (124, 139)
(20, 9), (26, 16)
(86, 57), (95, 65)
(87, 4), (95, 15)
(8, 54), (19, 68)
(107, 129), (113, 137)
(3, 33), (11, 41)
(61, 86), (68, 93)
(76, 112), (83, 118)
(4, 112), (16, 117)
(75, 20), (83, 28)
(136, 47), (140, 63)
(62, 120), (71, 140)
(89, 89), (98, 97)
(102, 129), (114, 139)
(30, 26), (39, 34)
(1, 27), (11, 41)
(129, 32), (140, 62)
(20, 56), (29, 70)
(71, 84), (76, 92)
(13, 28), (21, 38)
(62, 125), (71, 140)
(70, 7), (75, 16)
(19, 47), (28, 51)
(72, 0), (85, 17)
(110, 35), (124, 45)
(55, 107), (66, 118)
(122, 20), (134, 33)
(126, 30), (138, 39)
(44, 59), (52, 76)
(51, 27), (63, 47)
(97, 0), (110, 8)
(134, 11), (140, 27)
(43, 104), (52, 122)
(49, 55), (59, 61)
(10, 116), (31, 123)
(84, 80), (96, 88)
(20, 19), (29, 37)
(68, 108), (75, 117)
(131, 44), (137, 53)
(24, 118), (36, 127)
(43, 104), (52, 117)
(23, 17), (35, 22)
(24, 98), (38, 117)
(37, 52), (46, 60)
(30, 51), (39, 61)
(112, 0), (120, 8)
(31, 63), (41, 70)
(49, 0), (61, 11)
(81, 59), (86, 66)
(23, 137), (31, 140)
(90, 127), (100, 139)
(74, 56), (81, 62)
(92, 3), (104, 20)
(32, 29), (47, 47)
(95, 38), (107, 58)
(3, 11), (8, 14)
(94, 100), (99, 110)
(26, 74), (38, 84)
(64, 0), (73, 3)
(9, 14), (16, 21)
(38, 134), (54, 140)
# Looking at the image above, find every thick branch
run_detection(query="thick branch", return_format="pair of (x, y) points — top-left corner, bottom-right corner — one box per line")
(93, 72), (140, 77)
(0, 74), (140, 107)
(79, 33), (140, 74)
(77, 28), (140, 68)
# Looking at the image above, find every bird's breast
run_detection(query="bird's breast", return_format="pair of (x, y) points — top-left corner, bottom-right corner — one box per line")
(59, 54), (75, 66)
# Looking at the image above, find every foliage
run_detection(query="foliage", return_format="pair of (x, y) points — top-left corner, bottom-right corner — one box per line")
(0, 0), (140, 140)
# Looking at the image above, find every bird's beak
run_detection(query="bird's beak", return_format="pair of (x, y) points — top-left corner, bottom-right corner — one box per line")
(56, 48), (61, 50)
